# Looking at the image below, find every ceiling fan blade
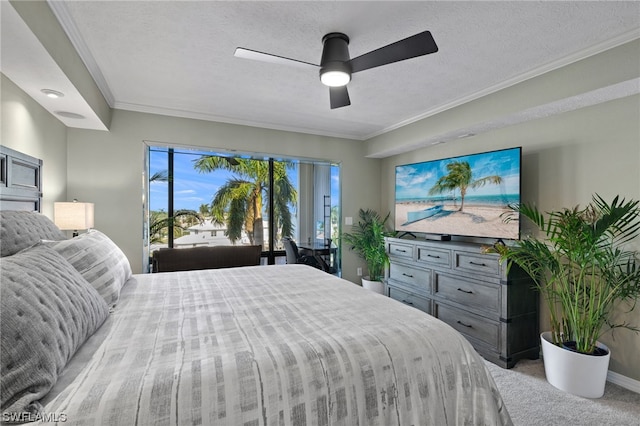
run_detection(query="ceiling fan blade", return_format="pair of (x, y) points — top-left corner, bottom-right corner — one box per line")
(349, 31), (438, 73)
(234, 47), (318, 69)
(330, 86), (351, 109)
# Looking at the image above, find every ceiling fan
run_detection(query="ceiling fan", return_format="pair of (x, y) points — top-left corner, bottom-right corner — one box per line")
(234, 31), (438, 109)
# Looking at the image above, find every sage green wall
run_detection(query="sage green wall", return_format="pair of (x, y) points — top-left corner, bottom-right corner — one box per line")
(367, 39), (639, 159)
(380, 94), (640, 381)
(1, 74), (67, 217)
(66, 109), (381, 282)
(374, 40), (640, 382)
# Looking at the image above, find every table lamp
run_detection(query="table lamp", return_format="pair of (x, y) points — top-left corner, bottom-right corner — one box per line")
(54, 200), (94, 237)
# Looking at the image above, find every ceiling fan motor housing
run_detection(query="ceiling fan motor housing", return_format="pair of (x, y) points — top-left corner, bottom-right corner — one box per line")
(320, 33), (352, 83)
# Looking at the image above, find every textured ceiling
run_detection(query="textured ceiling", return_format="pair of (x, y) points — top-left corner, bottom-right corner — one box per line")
(3, 1), (640, 144)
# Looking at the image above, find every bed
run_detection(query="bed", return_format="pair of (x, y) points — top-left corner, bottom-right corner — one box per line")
(0, 210), (512, 425)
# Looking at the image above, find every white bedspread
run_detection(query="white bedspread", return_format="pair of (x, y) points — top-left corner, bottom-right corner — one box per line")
(41, 265), (511, 425)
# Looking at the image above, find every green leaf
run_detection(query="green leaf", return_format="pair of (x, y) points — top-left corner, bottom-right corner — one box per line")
(496, 194), (640, 354)
(342, 208), (391, 281)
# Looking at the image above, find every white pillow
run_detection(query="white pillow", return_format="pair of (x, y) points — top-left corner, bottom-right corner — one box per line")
(45, 230), (132, 306)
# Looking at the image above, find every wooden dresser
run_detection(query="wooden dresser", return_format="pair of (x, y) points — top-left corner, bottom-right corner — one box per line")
(384, 236), (539, 368)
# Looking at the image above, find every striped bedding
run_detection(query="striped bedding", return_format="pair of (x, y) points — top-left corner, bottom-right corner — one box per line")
(39, 264), (511, 425)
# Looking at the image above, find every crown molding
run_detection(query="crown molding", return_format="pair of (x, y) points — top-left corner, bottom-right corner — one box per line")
(47, 0), (115, 107)
(115, 102), (364, 141)
(46, 1), (639, 144)
(365, 29), (640, 141)
(365, 78), (640, 158)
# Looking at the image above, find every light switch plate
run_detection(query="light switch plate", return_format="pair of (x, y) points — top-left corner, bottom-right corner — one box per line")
(345, 216), (353, 225)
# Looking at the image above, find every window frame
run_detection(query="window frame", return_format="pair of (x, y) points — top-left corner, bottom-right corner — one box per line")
(144, 143), (341, 274)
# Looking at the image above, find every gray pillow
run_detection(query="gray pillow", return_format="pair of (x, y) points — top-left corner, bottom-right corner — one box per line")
(46, 230), (132, 306)
(0, 211), (67, 257)
(0, 244), (109, 418)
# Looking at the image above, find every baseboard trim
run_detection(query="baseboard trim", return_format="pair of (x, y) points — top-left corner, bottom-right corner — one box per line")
(608, 370), (640, 394)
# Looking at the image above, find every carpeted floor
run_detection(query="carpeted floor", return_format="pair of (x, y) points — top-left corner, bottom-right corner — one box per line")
(485, 359), (640, 426)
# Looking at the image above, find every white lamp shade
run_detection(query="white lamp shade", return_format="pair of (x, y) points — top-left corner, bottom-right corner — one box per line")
(54, 202), (94, 230)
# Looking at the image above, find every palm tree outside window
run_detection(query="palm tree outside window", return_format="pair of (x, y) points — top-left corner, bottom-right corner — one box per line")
(145, 145), (340, 273)
(192, 155), (297, 250)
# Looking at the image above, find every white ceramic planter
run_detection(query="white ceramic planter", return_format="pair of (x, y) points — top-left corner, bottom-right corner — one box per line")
(361, 277), (385, 294)
(540, 331), (610, 398)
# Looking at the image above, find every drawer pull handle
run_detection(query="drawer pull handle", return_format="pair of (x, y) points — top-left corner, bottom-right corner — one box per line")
(427, 254), (441, 258)
(469, 261), (487, 267)
(457, 288), (473, 294)
(457, 320), (473, 328)
(402, 273), (414, 278)
(395, 249), (407, 253)
(401, 299), (414, 306)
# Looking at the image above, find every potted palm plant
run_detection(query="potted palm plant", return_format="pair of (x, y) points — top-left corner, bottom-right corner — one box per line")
(490, 194), (640, 398)
(342, 208), (391, 294)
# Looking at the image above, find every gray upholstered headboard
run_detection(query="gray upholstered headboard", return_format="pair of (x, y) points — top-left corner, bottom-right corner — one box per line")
(0, 145), (43, 212)
(0, 211), (67, 257)
(0, 147), (66, 256)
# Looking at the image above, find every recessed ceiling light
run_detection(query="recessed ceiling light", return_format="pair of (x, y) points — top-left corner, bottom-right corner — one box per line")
(41, 89), (64, 98)
(55, 111), (85, 119)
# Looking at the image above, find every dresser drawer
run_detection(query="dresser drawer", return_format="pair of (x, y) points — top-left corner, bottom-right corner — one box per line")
(389, 285), (431, 314)
(388, 242), (413, 260)
(436, 303), (499, 349)
(389, 263), (430, 292)
(416, 246), (451, 268)
(453, 251), (501, 278)
(384, 236), (539, 369)
(433, 273), (500, 316)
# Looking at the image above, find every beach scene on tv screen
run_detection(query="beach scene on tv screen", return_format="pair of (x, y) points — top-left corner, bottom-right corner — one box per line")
(395, 148), (520, 239)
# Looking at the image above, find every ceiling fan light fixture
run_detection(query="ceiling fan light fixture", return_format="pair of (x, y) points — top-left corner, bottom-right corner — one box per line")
(320, 33), (352, 88)
(320, 70), (351, 87)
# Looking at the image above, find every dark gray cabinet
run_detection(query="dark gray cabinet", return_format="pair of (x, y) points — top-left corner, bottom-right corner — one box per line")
(385, 237), (539, 368)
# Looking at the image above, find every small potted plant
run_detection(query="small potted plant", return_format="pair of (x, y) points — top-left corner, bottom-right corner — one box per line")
(490, 194), (640, 398)
(342, 208), (391, 293)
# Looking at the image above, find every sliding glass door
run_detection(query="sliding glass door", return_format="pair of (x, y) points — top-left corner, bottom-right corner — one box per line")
(144, 144), (340, 274)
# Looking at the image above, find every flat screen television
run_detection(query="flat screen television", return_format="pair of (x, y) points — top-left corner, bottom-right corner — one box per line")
(394, 147), (521, 240)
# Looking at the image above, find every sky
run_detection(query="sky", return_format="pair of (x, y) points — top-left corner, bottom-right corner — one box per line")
(395, 147), (521, 201)
(150, 149), (243, 212)
(149, 147), (339, 213)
